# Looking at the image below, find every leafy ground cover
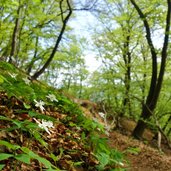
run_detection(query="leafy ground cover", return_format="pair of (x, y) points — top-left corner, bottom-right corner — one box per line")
(0, 62), (124, 171)
(1, 61), (171, 171)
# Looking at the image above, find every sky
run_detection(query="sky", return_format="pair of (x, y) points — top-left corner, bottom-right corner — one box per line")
(69, 10), (101, 72)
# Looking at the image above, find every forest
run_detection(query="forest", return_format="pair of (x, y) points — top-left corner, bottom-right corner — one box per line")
(0, 0), (171, 170)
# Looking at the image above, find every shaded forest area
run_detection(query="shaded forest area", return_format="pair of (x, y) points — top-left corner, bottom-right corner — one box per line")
(0, 0), (171, 170)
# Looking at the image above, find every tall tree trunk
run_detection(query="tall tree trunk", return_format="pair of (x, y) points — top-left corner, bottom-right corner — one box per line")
(131, 0), (171, 139)
(141, 45), (147, 105)
(78, 75), (83, 98)
(168, 128), (171, 136)
(15, 2), (28, 67)
(122, 31), (132, 115)
(9, 0), (22, 64)
(163, 115), (171, 131)
(31, 0), (72, 80)
(27, 36), (39, 74)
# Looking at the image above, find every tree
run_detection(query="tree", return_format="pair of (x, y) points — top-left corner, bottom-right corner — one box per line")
(130, 0), (171, 138)
(31, 0), (72, 79)
(8, 0), (22, 64)
(91, 0), (145, 116)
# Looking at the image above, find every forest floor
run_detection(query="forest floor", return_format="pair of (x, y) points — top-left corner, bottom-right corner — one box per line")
(81, 105), (171, 171)
(107, 130), (171, 171)
(97, 114), (171, 171)
(1, 62), (171, 171)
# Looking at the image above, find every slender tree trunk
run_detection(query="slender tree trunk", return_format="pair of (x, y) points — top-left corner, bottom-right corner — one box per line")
(78, 75), (83, 98)
(67, 75), (72, 90)
(9, 0), (22, 64)
(131, 0), (171, 139)
(15, 3), (28, 67)
(141, 45), (147, 105)
(27, 36), (39, 74)
(31, 0), (72, 80)
(123, 31), (132, 115)
(163, 115), (171, 131)
(167, 127), (171, 136)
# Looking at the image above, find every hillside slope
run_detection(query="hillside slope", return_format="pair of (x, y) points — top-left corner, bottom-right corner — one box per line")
(0, 61), (171, 171)
(108, 131), (171, 171)
(0, 62), (124, 171)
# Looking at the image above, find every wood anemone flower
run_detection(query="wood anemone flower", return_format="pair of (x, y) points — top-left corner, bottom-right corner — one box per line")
(34, 99), (45, 112)
(33, 118), (54, 135)
(46, 94), (58, 102)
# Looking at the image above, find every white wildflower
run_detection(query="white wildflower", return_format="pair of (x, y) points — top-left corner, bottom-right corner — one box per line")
(98, 112), (105, 119)
(33, 118), (54, 135)
(41, 119), (54, 128)
(118, 162), (124, 166)
(46, 94), (58, 102)
(8, 72), (17, 79)
(23, 77), (30, 85)
(34, 99), (45, 112)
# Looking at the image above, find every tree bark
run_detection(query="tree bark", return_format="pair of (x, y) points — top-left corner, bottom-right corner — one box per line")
(131, 0), (171, 138)
(27, 36), (39, 74)
(123, 32), (132, 115)
(163, 115), (171, 132)
(9, 0), (22, 64)
(31, 0), (72, 80)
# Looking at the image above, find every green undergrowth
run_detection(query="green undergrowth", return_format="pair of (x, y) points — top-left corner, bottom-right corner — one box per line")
(0, 62), (125, 171)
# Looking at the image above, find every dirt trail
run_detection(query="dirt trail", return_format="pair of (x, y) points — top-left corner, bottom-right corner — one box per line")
(108, 131), (171, 171)
(76, 100), (171, 170)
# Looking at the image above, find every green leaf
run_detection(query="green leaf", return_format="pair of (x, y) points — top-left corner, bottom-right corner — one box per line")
(32, 131), (48, 148)
(73, 161), (84, 166)
(96, 152), (110, 166)
(50, 148), (63, 162)
(23, 102), (31, 109)
(15, 154), (31, 164)
(110, 149), (124, 163)
(0, 164), (5, 170)
(0, 115), (11, 121)
(0, 140), (20, 150)
(0, 75), (5, 84)
(34, 155), (52, 168)
(0, 153), (13, 160)
(50, 153), (59, 162)
(28, 111), (55, 121)
(21, 147), (59, 170)
(24, 120), (39, 130)
(99, 142), (110, 153)
(11, 120), (22, 128)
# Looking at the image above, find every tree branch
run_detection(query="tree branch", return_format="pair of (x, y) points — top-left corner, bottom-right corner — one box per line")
(32, 0), (72, 79)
